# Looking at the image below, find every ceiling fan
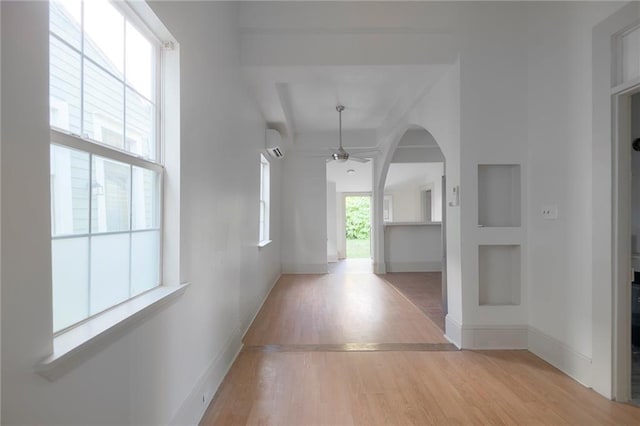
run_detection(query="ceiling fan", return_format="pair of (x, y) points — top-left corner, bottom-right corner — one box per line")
(328, 105), (370, 163)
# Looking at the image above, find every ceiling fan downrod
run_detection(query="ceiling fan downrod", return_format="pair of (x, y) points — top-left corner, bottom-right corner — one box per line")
(337, 104), (345, 150)
(333, 105), (349, 162)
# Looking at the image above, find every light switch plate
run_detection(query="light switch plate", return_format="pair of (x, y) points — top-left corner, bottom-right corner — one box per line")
(542, 205), (558, 220)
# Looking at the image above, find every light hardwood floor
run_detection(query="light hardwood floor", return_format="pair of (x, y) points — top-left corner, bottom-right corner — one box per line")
(381, 272), (445, 330)
(243, 273), (447, 345)
(202, 268), (640, 425)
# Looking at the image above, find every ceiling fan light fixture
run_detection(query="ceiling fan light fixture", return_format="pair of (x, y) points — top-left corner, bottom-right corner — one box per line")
(332, 151), (349, 162)
(347, 169), (356, 175)
(327, 104), (370, 164)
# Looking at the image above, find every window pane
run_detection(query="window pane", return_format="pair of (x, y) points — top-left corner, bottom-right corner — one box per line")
(126, 88), (156, 160)
(50, 0), (81, 50)
(259, 202), (265, 241)
(51, 145), (90, 236)
(622, 28), (640, 84)
(126, 22), (155, 100)
(52, 237), (89, 331)
(90, 233), (130, 314)
(132, 167), (160, 230)
(50, 36), (82, 134)
(131, 230), (160, 296)
(83, 0), (124, 78)
(92, 156), (131, 233)
(84, 61), (124, 147)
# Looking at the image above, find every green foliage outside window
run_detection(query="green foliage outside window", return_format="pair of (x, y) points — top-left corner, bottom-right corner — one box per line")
(345, 196), (370, 240)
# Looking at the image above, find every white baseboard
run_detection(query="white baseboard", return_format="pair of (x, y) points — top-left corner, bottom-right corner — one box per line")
(240, 273), (281, 338)
(385, 261), (441, 272)
(444, 315), (462, 348)
(170, 330), (243, 426)
(373, 262), (386, 274)
(327, 254), (338, 263)
(282, 263), (328, 274)
(449, 320), (592, 387)
(171, 273), (282, 426)
(445, 317), (528, 350)
(528, 326), (592, 387)
(462, 325), (529, 349)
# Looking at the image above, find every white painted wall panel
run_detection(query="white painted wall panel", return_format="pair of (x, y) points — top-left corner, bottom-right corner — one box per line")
(1, 2), (282, 424)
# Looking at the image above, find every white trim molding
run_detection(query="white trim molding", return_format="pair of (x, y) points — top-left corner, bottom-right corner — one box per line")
(373, 261), (386, 274)
(445, 317), (528, 350)
(385, 261), (441, 273)
(528, 327), (592, 388)
(444, 315), (462, 348)
(170, 327), (243, 426)
(171, 273), (282, 425)
(460, 324), (528, 350)
(446, 318), (592, 388)
(37, 284), (189, 381)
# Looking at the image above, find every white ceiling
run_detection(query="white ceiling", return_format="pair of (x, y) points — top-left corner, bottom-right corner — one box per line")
(326, 159), (373, 193)
(239, 2), (460, 143)
(243, 65), (449, 135)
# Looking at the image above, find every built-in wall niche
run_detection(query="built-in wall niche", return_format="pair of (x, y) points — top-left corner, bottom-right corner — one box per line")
(478, 164), (521, 227)
(478, 244), (521, 306)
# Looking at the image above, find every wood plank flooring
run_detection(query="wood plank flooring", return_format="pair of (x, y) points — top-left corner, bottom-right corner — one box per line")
(243, 273), (447, 345)
(202, 350), (640, 425)
(381, 272), (445, 331)
(202, 267), (640, 425)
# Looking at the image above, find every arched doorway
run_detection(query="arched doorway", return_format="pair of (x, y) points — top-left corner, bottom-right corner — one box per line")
(377, 126), (448, 328)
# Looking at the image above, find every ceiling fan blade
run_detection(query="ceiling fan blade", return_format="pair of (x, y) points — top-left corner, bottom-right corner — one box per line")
(350, 156), (370, 163)
(343, 147), (379, 153)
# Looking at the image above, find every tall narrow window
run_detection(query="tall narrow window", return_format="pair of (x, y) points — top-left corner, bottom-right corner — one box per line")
(259, 154), (270, 244)
(49, 0), (163, 332)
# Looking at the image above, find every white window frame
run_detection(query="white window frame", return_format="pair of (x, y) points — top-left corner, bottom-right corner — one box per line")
(40, 0), (184, 380)
(49, 0), (166, 335)
(258, 153), (271, 247)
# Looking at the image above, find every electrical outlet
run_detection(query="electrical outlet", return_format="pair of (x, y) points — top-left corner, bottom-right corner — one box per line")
(541, 205), (558, 220)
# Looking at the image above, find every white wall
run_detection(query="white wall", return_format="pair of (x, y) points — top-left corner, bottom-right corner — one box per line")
(1, 2), (281, 425)
(384, 225), (442, 272)
(336, 192), (346, 259)
(384, 162), (444, 223)
(281, 151), (327, 273)
(327, 181), (338, 262)
(526, 2), (626, 390)
(374, 61), (461, 332)
(385, 188), (422, 222)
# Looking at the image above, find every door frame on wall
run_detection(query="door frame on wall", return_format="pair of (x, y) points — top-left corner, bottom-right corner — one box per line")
(592, 2), (640, 401)
(612, 82), (640, 403)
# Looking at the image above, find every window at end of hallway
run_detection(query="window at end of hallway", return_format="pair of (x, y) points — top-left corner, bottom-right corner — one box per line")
(259, 153), (271, 247)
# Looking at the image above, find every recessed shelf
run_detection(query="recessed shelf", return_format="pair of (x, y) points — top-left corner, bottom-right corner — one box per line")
(479, 245), (521, 306)
(478, 164), (521, 227)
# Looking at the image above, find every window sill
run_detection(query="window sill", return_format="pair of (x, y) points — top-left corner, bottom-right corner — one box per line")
(258, 240), (272, 248)
(36, 283), (189, 381)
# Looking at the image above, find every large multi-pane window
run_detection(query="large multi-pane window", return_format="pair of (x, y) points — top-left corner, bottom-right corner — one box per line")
(259, 154), (270, 244)
(49, 0), (162, 332)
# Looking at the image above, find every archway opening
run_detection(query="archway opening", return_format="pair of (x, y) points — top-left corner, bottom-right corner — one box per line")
(380, 126), (447, 330)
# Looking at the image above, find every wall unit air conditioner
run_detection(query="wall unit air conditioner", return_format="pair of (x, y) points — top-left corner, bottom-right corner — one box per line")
(265, 128), (285, 158)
